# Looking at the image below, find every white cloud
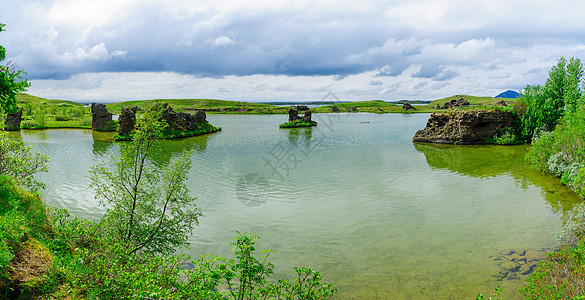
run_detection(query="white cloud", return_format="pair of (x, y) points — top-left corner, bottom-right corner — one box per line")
(3, 0), (585, 100)
(207, 35), (235, 47)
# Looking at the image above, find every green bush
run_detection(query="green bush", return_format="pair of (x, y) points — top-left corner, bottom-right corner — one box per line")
(520, 240), (585, 299)
(53, 115), (72, 122)
(279, 120), (318, 128)
(33, 107), (46, 126)
(518, 57), (584, 141)
(547, 152), (583, 177)
(525, 131), (557, 172)
(485, 126), (521, 145)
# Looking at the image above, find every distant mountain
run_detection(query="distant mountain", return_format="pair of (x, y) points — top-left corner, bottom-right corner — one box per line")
(495, 90), (519, 98)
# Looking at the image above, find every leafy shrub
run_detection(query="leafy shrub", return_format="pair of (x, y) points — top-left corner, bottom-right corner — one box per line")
(0, 132), (50, 191)
(547, 152), (583, 177)
(476, 286), (502, 300)
(486, 126), (520, 145)
(525, 131), (557, 172)
(519, 240), (585, 299)
(518, 57), (584, 141)
(557, 202), (585, 247)
(19, 120), (40, 129)
(33, 107), (46, 126)
(53, 115), (72, 121)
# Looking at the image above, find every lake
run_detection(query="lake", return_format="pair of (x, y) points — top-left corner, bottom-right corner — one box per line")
(11, 113), (581, 299)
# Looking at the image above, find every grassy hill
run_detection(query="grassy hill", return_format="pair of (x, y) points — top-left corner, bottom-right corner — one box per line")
(313, 100), (402, 113)
(104, 98), (285, 114)
(11, 93), (521, 119)
(427, 95), (517, 107)
(16, 93), (84, 107)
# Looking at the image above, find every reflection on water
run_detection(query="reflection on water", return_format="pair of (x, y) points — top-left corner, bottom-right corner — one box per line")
(91, 131), (114, 155)
(414, 142), (578, 214)
(285, 127), (313, 146)
(13, 114), (584, 299)
(157, 134), (214, 165)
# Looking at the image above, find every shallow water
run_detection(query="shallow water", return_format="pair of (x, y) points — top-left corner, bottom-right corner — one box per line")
(13, 113), (581, 299)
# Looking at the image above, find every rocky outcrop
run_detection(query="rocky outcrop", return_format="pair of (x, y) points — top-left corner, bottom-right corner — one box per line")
(287, 106), (312, 123)
(288, 107), (299, 122)
(413, 110), (515, 144)
(194, 110), (207, 123)
(4, 109), (23, 131)
(347, 106), (358, 112)
(158, 103), (209, 132)
(436, 97), (470, 109)
(331, 106), (340, 112)
(303, 109), (312, 123)
(402, 103), (416, 111)
(118, 106), (137, 136)
(91, 103), (115, 131)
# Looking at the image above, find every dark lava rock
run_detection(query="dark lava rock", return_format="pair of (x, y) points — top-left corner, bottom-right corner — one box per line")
(438, 97), (470, 109)
(303, 109), (312, 123)
(91, 103), (114, 131)
(288, 107), (299, 122)
(347, 106), (358, 112)
(118, 106), (137, 136)
(4, 109), (23, 131)
(194, 110), (206, 123)
(331, 106), (340, 112)
(155, 103), (210, 133)
(402, 103), (416, 111)
(412, 110), (515, 144)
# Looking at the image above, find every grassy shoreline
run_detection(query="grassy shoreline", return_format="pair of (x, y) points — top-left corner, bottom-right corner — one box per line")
(0, 93), (518, 131)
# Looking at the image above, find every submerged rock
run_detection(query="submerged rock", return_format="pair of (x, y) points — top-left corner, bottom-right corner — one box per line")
(493, 247), (547, 280)
(412, 109), (515, 144)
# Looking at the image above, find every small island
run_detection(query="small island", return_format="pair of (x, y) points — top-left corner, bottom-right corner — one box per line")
(85, 102), (222, 141)
(279, 105), (317, 128)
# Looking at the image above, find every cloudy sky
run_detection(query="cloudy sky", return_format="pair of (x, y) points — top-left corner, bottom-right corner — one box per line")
(1, 0), (585, 102)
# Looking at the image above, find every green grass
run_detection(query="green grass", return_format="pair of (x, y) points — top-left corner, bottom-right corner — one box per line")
(17, 93), (84, 107)
(427, 95), (517, 107)
(279, 120), (317, 128)
(105, 98), (285, 114)
(313, 100), (401, 113)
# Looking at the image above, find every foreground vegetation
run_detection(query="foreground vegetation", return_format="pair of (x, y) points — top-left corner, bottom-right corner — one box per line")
(0, 108), (336, 299)
(475, 57), (585, 299)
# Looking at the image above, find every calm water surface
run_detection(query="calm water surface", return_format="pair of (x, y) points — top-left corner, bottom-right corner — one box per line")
(13, 113), (581, 299)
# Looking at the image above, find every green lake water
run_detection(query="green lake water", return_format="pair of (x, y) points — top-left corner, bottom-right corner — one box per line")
(11, 113), (582, 299)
